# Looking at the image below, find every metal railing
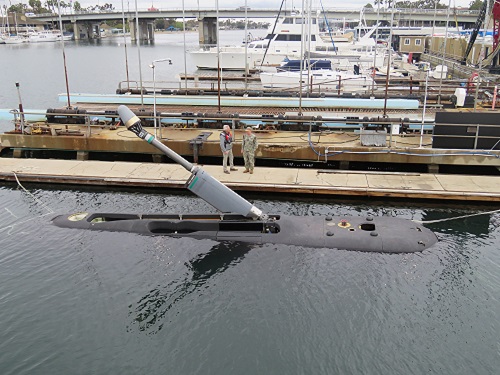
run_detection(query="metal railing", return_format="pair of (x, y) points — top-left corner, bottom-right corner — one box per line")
(9, 110), (500, 161)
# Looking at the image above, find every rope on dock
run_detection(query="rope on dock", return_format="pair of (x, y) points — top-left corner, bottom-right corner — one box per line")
(414, 208), (500, 224)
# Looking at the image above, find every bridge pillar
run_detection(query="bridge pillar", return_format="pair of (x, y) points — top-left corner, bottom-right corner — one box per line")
(129, 19), (137, 42)
(130, 19), (154, 43)
(146, 21), (155, 43)
(91, 23), (101, 39)
(73, 21), (91, 40)
(198, 17), (217, 46)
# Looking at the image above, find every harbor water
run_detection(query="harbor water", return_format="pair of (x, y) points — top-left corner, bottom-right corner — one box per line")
(1, 31), (500, 375)
(0, 30), (264, 131)
(0, 185), (499, 374)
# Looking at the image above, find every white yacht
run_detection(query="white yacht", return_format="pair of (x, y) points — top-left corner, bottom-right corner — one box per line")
(260, 69), (376, 93)
(28, 30), (58, 43)
(190, 12), (386, 71)
(4, 35), (27, 44)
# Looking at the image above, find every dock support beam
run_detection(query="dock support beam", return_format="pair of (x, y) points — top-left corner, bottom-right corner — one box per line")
(13, 149), (24, 158)
(427, 164), (439, 174)
(152, 154), (164, 163)
(339, 160), (350, 170)
(77, 151), (89, 161)
(198, 17), (217, 46)
(130, 19), (155, 43)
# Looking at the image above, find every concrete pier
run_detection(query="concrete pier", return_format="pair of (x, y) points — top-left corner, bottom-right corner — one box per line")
(1, 158), (500, 202)
(198, 17), (217, 46)
(129, 18), (155, 43)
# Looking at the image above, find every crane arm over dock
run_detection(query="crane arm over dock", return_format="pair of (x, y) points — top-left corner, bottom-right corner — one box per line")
(117, 105), (265, 220)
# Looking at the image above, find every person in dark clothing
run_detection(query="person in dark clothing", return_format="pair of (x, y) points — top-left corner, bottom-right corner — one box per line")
(220, 125), (238, 174)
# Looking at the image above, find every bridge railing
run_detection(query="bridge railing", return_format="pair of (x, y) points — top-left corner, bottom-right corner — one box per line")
(31, 8), (481, 18)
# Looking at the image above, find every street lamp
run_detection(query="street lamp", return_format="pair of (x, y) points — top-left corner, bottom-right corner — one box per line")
(149, 58), (173, 138)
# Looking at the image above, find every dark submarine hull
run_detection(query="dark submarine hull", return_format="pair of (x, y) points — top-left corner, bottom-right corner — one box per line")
(52, 212), (438, 253)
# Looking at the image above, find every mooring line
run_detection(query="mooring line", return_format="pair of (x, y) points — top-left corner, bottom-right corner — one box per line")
(413, 208), (500, 224)
(13, 172), (54, 214)
(0, 173), (56, 236)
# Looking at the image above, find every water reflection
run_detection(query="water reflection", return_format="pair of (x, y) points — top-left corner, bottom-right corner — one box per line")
(129, 241), (253, 334)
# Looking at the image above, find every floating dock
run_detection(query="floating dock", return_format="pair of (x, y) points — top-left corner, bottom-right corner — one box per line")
(1, 158), (500, 202)
(59, 93), (421, 110)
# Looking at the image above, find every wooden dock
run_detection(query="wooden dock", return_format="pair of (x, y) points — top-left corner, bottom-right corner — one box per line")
(1, 158), (500, 202)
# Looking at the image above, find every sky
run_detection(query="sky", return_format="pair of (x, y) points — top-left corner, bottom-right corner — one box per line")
(2, 0), (474, 10)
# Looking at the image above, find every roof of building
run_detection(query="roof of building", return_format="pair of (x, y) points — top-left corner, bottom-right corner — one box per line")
(1, 14), (47, 26)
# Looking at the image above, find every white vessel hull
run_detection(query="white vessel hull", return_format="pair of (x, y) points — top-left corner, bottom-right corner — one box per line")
(191, 48), (288, 70)
(29, 31), (58, 43)
(260, 70), (376, 93)
(4, 37), (26, 44)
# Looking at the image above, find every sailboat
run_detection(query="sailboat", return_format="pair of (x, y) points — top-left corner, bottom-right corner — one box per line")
(3, 12), (27, 44)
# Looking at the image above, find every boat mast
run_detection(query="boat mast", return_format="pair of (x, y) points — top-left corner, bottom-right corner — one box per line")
(120, 0), (130, 92)
(260, 0), (286, 69)
(298, 0), (306, 114)
(216, 0), (221, 112)
(0, 6), (4, 35)
(382, 9), (395, 117)
(371, 1), (380, 95)
(419, 69), (429, 148)
(57, 0), (71, 108)
(182, 0), (188, 90)
(437, 0), (452, 105)
(474, 0), (491, 112)
(307, 1), (312, 94)
(6, 9), (10, 36)
(14, 12), (18, 36)
(134, 0), (144, 108)
(244, 0), (248, 90)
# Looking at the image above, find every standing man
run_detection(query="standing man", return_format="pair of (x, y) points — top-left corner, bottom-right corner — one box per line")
(242, 126), (258, 174)
(220, 125), (238, 174)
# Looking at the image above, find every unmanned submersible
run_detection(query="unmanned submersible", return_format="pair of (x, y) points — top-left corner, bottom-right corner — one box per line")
(52, 105), (438, 253)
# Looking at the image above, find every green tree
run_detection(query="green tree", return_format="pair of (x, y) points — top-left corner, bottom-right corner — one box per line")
(364, 3), (374, 8)
(44, 0), (57, 14)
(375, 0), (447, 8)
(469, 0), (483, 10)
(155, 18), (165, 29)
(28, 0), (43, 13)
(8, 3), (28, 13)
(73, 1), (82, 11)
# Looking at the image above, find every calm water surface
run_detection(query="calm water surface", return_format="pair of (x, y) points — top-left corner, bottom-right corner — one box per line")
(0, 185), (499, 374)
(1, 30), (500, 375)
(0, 30), (265, 130)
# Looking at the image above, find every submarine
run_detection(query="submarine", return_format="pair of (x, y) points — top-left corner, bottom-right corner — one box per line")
(52, 105), (438, 253)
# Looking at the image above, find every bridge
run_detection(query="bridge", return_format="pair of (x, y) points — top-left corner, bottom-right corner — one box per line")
(31, 7), (480, 43)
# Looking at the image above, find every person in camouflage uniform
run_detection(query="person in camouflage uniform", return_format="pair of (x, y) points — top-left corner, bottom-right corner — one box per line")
(242, 127), (258, 174)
